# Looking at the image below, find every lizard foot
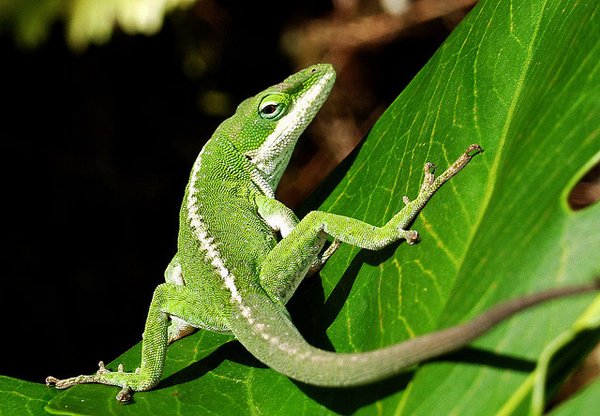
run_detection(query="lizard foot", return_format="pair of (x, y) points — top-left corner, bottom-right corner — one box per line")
(399, 229), (419, 245)
(46, 360), (152, 403)
(392, 144), (481, 245)
(419, 144), (482, 196)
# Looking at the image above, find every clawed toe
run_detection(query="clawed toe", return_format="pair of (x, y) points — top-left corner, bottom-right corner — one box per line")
(45, 376), (59, 387)
(401, 229), (419, 245)
(45, 375), (75, 389)
(116, 386), (133, 403)
(97, 361), (108, 374)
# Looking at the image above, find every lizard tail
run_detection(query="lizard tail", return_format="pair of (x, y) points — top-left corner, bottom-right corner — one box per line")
(228, 280), (599, 387)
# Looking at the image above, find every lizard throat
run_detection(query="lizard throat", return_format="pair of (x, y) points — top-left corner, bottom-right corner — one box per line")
(250, 167), (275, 198)
(250, 71), (335, 187)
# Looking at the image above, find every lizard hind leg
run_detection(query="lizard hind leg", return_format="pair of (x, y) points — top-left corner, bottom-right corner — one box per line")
(46, 283), (205, 402)
(168, 317), (196, 344)
(164, 256), (196, 343)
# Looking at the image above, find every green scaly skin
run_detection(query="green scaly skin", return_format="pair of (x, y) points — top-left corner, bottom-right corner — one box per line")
(46, 64), (599, 402)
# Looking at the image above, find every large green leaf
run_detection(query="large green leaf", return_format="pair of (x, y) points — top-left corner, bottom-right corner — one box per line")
(0, 376), (56, 415)
(13, 0), (597, 414)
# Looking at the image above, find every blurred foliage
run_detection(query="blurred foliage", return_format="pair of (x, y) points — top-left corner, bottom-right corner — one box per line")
(0, 0), (195, 50)
(0, 0), (477, 204)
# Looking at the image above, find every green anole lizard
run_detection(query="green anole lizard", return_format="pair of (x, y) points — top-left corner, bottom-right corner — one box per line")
(46, 64), (599, 402)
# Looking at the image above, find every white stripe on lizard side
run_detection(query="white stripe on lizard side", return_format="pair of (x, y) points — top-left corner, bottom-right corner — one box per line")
(186, 147), (244, 306)
(186, 147), (278, 346)
(186, 144), (295, 349)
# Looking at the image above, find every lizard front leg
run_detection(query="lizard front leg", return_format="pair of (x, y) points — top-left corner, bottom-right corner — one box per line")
(259, 144), (481, 304)
(256, 195), (340, 302)
(300, 144), (482, 250)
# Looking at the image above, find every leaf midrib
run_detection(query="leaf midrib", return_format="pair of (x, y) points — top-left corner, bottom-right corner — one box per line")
(395, 1), (551, 414)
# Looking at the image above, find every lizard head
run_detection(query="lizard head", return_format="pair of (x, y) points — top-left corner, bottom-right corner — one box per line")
(224, 63), (336, 194)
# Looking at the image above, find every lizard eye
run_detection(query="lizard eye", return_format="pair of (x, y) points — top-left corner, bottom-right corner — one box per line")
(258, 95), (287, 120)
(261, 104), (280, 116)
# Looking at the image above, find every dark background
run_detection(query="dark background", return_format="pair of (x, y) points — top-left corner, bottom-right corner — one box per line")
(0, 1), (463, 382)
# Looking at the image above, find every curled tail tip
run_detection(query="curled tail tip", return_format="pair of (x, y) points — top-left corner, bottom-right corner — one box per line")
(467, 143), (483, 155)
